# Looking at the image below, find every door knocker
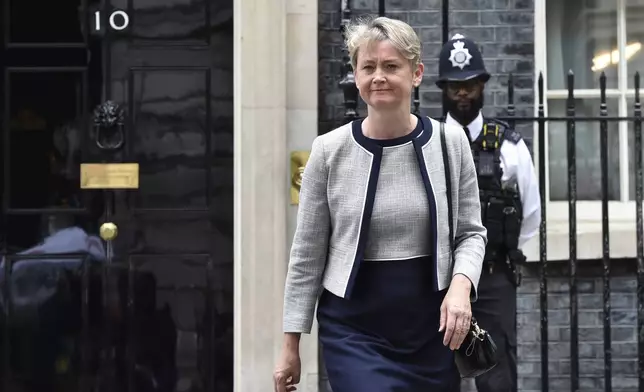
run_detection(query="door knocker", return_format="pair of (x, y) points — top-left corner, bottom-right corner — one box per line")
(93, 100), (125, 151)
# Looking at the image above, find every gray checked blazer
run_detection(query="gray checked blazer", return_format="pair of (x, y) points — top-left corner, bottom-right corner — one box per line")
(283, 116), (487, 333)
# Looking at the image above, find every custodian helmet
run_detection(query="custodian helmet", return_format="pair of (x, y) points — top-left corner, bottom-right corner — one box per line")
(436, 34), (490, 88)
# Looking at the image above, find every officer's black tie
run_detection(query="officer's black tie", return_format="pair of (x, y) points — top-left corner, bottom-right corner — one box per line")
(463, 126), (472, 143)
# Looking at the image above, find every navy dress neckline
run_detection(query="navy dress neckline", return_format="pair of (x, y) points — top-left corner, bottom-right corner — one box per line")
(353, 114), (424, 147)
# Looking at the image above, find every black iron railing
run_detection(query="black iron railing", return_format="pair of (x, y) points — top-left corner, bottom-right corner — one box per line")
(467, 72), (643, 392)
(336, 1), (644, 391)
(524, 71), (644, 392)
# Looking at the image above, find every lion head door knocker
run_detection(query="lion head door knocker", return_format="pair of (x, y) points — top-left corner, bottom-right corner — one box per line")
(93, 100), (125, 151)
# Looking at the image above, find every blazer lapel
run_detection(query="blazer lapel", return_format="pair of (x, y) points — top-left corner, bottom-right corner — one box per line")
(345, 120), (384, 298)
(412, 117), (439, 291)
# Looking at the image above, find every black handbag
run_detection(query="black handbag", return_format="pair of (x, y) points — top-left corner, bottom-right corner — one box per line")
(439, 121), (499, 379)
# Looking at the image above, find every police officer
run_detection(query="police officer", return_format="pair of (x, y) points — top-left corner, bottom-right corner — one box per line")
(436, 34), (541, 392)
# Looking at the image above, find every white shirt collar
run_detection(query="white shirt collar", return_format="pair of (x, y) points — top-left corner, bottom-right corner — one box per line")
(445, 111), (484, 141)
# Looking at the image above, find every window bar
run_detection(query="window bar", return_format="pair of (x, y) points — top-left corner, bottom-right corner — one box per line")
(633, 72), (644, 392)
(537, 72), (549, 392)
(566, 70), (580, 392)
(599, 71), (612, 392)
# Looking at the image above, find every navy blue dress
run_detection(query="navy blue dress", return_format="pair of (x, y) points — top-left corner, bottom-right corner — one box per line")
(317, 119), (460, 391)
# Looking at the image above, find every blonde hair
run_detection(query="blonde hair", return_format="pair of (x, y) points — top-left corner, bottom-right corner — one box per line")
(344, 16), (422, 70)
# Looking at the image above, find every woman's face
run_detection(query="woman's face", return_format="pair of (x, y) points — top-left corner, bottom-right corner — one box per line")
(354, 40), (423, 111)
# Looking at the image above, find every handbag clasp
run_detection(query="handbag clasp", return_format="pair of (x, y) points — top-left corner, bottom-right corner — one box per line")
(471, 321), (487, 341)
(465, 320), (488, 356)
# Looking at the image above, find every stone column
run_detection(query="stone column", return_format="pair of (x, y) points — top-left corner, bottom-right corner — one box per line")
(286, 0), (319, 390)
(233, 0), (288, 390)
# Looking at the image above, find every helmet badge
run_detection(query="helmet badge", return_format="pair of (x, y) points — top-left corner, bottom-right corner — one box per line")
(448, 40), (473, 70)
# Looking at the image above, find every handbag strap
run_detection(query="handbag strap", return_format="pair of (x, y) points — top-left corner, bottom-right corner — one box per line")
(440, 122), (455, 261)
(442, 123), (480, 326)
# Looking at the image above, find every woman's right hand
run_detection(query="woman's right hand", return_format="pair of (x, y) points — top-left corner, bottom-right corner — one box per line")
(273, 343), (301, 392)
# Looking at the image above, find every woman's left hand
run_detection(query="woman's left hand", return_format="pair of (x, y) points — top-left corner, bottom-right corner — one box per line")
(439, 274), (472, 350)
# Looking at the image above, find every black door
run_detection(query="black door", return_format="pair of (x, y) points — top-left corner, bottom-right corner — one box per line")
(0, 0), (234, 391)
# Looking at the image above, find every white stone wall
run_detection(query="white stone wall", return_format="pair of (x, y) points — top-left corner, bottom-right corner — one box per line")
(287, 0), (321, 390)
(233, 0), (319, 390)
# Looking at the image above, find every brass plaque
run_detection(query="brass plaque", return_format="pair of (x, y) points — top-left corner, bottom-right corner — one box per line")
(80, 163), (139, 189)
(290, 151), (310, 205)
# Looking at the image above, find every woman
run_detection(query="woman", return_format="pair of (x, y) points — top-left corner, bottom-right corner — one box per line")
(274, 16), (487, 392)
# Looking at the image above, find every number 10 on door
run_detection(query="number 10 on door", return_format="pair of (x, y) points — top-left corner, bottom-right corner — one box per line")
(94, 10), (130, 31)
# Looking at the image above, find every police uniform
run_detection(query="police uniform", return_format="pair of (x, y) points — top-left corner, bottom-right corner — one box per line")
(437, 34), (541, 392)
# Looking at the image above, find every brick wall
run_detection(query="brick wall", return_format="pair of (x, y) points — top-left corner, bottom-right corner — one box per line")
(517, 260), (639, 392)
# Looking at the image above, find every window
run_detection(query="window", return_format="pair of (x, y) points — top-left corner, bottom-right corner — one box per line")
(531, 0), (644, 261)
(542, 0), (644, 202)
